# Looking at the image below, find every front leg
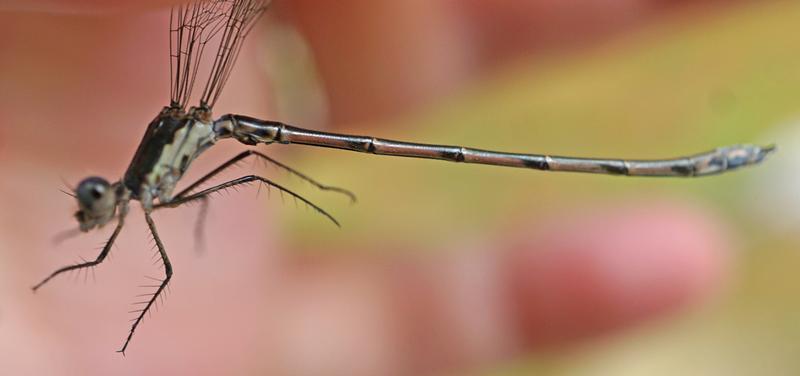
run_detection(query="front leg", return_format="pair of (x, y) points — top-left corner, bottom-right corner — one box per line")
(32, 201), (129, 292)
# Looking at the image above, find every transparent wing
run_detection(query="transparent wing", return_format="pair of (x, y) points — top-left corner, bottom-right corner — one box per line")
(170, 0), (270, 109)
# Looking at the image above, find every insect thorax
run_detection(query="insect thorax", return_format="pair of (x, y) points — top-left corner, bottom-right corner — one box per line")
(123, 107), (217, 209)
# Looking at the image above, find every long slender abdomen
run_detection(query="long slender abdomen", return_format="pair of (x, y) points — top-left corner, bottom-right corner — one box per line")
(213, 114), (775, 177)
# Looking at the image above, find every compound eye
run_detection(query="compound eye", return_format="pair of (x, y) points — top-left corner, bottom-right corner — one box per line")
(90, 186), (103, 199)
(76, 177), (111, 208)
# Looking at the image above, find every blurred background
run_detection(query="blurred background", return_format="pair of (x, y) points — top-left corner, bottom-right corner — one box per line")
(1, 0), (799, 375)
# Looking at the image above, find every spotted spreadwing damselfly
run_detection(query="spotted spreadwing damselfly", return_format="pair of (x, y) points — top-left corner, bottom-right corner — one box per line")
(31, 0), (775, 354)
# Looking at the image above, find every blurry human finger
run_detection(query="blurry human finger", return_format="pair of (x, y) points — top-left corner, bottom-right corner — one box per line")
(282, 0), (733, 127)
(279, 0), (657, 126)
(506, 200), (729, 349)
(279, 0), (473, 126)
(460, 0), (656, 65)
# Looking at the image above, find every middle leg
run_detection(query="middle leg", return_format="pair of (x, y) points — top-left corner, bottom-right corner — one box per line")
(118, 211), (173, 355)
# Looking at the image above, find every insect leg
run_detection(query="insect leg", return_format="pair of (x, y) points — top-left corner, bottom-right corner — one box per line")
(32, 201), (129, 292)
(161, 175), (340, 227)
(118, 211), (173, 355)
(171, 150), (355, 202)
(157, 150), (351, 249)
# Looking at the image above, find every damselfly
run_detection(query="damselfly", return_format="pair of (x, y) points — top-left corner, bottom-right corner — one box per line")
(32, 0), (775, 354)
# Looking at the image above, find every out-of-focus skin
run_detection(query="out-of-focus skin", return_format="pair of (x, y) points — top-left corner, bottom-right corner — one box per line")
(1, 1), (731, 375)
(281, 0), (740, 125)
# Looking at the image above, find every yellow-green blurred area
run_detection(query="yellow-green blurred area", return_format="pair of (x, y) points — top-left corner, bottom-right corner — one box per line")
(272, 1), (800, 374)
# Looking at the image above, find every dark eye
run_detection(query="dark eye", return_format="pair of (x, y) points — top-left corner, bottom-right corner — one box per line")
(91, 186), (105, 200)
(76, 176), (111, 206)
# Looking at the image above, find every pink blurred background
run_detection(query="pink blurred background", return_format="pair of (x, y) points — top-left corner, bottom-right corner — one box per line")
(1, 1), (797, 375)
